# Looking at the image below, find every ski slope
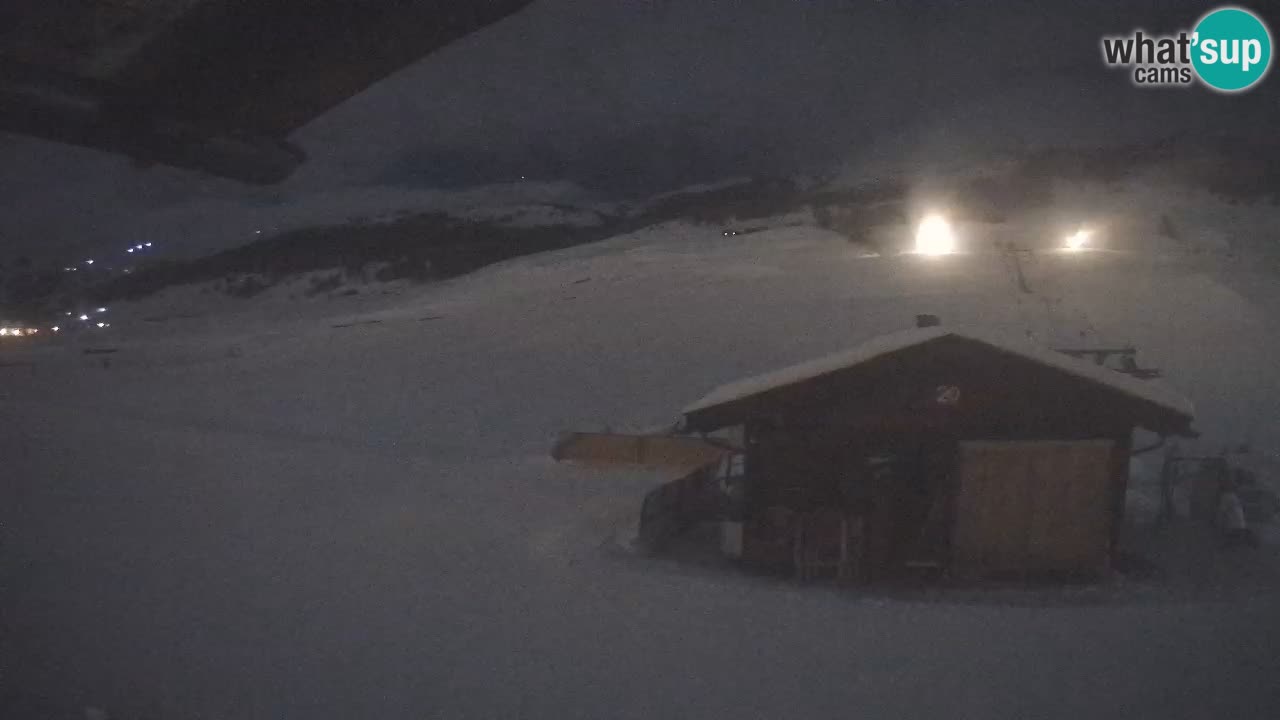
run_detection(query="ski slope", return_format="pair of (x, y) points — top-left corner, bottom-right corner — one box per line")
(3, 203), (1280, 718)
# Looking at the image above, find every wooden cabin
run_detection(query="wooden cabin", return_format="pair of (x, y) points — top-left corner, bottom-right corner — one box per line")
(681, 327), (1195, 581)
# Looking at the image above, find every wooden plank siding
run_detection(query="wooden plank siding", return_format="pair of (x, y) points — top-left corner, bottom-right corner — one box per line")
(953, 440), (1116, 578)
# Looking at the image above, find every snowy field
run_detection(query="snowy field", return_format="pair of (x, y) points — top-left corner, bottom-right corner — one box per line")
(4, 206), (1280, 717)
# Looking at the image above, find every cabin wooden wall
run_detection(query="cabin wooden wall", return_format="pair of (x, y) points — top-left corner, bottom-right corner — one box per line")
(740, 422), (958, 576)
(951, 439), (1116, 578)
(687, 334), (1178, 580)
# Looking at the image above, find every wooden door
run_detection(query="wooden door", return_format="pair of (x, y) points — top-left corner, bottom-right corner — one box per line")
(953, 440), (1115, 577)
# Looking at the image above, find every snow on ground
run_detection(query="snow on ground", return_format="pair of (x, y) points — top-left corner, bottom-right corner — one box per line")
(627, 177), (755, 213)
(136, 181), (605, 259)
(453, 202), (609, 228)
(4, 198), (1280, 718)
(91, 269), (423, 341)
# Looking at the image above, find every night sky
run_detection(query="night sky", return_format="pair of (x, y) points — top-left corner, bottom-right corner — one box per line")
(2, 0), (1275, 261)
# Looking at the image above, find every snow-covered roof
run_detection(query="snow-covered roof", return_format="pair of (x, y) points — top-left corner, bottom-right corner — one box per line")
(683, 326), (1194, 419)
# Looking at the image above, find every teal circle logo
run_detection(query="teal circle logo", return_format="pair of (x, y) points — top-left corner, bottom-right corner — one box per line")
(1192, 7), (1272, 92)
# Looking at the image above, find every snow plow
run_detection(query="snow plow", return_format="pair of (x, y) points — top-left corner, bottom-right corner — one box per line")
(551, 432), (735, 551)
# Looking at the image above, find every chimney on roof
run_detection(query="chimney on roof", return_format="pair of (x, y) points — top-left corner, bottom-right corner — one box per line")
(916, 314), (941, 328)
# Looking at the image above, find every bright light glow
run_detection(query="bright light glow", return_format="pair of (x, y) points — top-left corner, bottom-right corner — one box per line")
(97, 307), (107, 313)
(0, 328), (9, 336)
(1065, 229), (1091, 251)
(127, 248), (134, 253)
(27, 328), (37, 335)
(145, 242), (152, 247)
(85, 259), (94, 265)
(915, 214), (957, 255)
(79, 314), (89, 321)
(97, 322), (106, 328)
(52, 326), (60, 332)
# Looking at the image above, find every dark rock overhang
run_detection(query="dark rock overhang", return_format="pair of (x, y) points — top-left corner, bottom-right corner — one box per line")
(0, 0), (536, 183)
